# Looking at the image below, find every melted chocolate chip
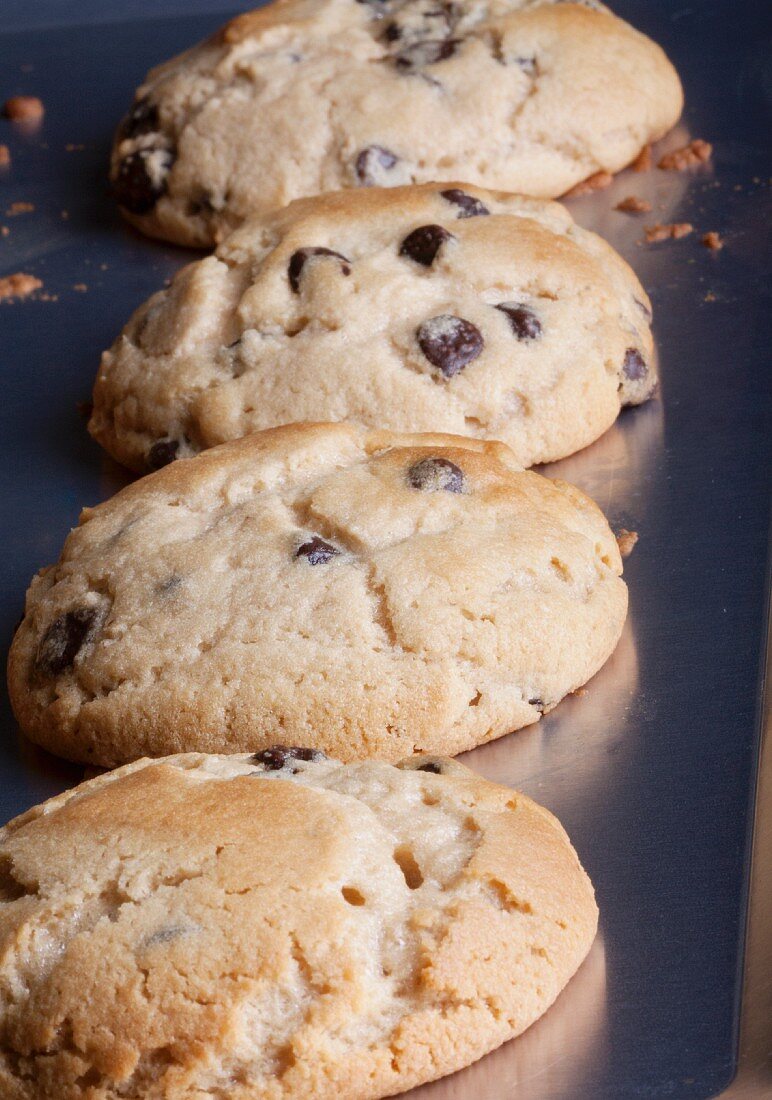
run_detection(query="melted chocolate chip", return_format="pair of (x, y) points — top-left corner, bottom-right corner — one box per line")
(355, 145), (400, 186)
(251, 746), (327, 770)
(440, 188), (490, 218)
(417, 315), (484, 377)
(113, 149), (173, 215)
(495, 302), (542, 341)
(407, 457), (464, 494)
(395, 38), (457, 69)
(399, 224), (453, 266)
(35, 608), (102, 677)
(622, 348), (648, 381)
(147, 439), (179, 471)
(117, 96), (159, 142)
(288, 247), (351, 293)
(296, 536), (340, 565)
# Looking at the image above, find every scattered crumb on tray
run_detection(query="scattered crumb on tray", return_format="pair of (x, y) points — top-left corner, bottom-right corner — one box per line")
(572, 686), (588, 698)
(616, 195), (652, 213)
(0, 272), (42, 300)
(65, 143), (85, 152)
(616, 529), (639, 559)
(61, 210), (69, 220)
(704, 291), (718, 302)
(702, 231), (724, 251)
(0, 145), (10, 167)
(2, 95), (44, 123)
(658, 139), (713, 171)
(72, 283), (88, 292)
(632, 145), (653, 172)
(645, 222), (694, 243)
(563, 171), (613, 198)
(6, 201), (34, 216)
(1, 226), (9, 237)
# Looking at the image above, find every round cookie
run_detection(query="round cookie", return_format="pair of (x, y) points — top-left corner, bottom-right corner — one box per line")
(109, 0), (682, 247)
(0, 750), (598, 1099)
(90, 183), (655, 474)
(9, 424), (627, 767)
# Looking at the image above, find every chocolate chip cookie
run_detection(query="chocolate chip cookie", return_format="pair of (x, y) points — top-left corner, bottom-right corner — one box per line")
(0, 750), (598, 1099)
(8, 423), (627, 766)
(90, 183), (655, 474)
(109, 0), (683, 246)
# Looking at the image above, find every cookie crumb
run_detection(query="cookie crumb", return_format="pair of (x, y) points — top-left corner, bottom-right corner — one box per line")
(701, 231), (723, 251)
(0, 145), (10, 167)
(65, 143), (85, 152)
(572, 686), (588, 698)
(2, 95), (44, 123)
(6, 201), (34, 216)
(632, 145), (652, 172)
(563, 171), (613, 198)
(72, 282), (88, 292)
(1, 226), (9, 237)
(0, 272), (42, 300)
(658, 139), (712, 171)
(616, 529), (639, 558)
(60, 210), (69, 220)
(616, 195), (652, 213)
(645, 222), (693, 243)
(704, 290), (717, 302)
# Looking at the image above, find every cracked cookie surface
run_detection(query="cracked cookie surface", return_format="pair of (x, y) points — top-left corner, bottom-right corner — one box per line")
(8, 423), (627, 766)
(0, 750), (598, 1099)
(90, 183), (655, 474)
(109, 0), (682, 246)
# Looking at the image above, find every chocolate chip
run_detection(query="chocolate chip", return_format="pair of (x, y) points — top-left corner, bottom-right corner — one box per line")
(116, 96), (159, 142)
(143, 926), (187, 948)
(407, 457), (464, 494)
(417, 315), (484, 377)
(622, 348), (648, 381)
(355, 145), (400, 186)
(440, 188), (490, 218)
(384, 21), (402, 41)
(296, 536), (340, 565)
(528, 697), (544, 708)
(417, 761), (443, 773)
(35, 608), (102, 677)
(156, 575), (182, 596)
(395, 39), (457, 69)
(147, 439), (179, 471)
(251, 746), (327, 770)
(515, 56), (537, 75)
(399, 224), (453, 266)
(495, 302), (542, 341)
(288, 247), (351, 293)
(113, 149), (173, 215)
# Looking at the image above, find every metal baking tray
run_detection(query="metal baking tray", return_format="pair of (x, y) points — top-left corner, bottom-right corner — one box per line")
(1, 2), (770, 1096)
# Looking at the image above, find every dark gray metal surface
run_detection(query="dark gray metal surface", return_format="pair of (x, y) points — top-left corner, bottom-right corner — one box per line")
(1, 2), (770, 1097)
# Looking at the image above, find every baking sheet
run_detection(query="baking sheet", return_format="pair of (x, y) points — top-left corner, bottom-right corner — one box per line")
(1, 2), (770, 1096)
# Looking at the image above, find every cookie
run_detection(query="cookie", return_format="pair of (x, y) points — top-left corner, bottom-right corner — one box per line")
(109, 0), (682, 247)
(8, 423), (627, 767)
(90, 183), (655, 474)
(0, 750), (598, 1099)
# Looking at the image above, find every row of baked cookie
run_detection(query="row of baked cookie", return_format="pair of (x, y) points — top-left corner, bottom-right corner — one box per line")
(1, 2), (683, 1097)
